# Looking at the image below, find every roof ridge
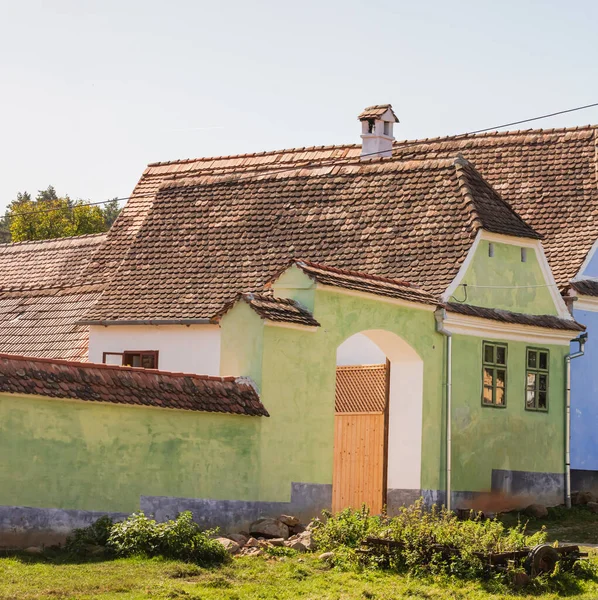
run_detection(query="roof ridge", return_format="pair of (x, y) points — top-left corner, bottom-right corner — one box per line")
(144, 124), (598, 170)
(157, 157), (457, 191)
(0, 232), (107, 249)
(0, 353), (238, 383)
(146, 142), (359, 168)
(296, 259), (419, 289)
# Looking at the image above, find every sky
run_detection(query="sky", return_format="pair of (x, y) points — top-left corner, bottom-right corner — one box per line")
(1, 0), (598, 212)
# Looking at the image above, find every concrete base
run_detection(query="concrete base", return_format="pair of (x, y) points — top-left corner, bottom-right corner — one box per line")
(141, 482), (332, 533)
(0, 506), (128, 549)
(571, 469), (598, 496)
(387, 469), (565, 514)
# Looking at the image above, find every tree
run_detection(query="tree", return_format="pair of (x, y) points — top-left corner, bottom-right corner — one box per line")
(5, 187), (122, 242)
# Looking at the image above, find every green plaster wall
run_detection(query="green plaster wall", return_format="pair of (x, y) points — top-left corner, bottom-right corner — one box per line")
(455, 240), (557, 315)
(271, 265), (316, 312)
(220, 301), (264, 388)
(451, 334), (566, 492)
(0, 395), (262, 513)
(256, 289), (445, 499)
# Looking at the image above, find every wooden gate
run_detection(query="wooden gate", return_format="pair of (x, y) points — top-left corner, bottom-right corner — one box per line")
(332, 364), (388, 514)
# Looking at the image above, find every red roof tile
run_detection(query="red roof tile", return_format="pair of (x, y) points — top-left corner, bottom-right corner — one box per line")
(83, 158), (527, 321)
(0, 354), (267, 416)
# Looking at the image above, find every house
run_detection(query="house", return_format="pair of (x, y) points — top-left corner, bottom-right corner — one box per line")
(0, 105), (593, 545)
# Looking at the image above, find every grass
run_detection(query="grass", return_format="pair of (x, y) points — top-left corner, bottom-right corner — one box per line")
(2, 507), (598, 600)
(1, 551), (598, 600)
(499, 506), (598, 546)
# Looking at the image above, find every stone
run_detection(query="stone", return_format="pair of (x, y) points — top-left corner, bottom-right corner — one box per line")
(525, 504), (548, 519)
(279, 514), (300, 527)
(296, 530), (314, 551)
(319, 551), (335, 562)
(215, 537), (240, 555)
(227, 533), (248, 547)
(572, 491), (595, 505)
(289, 524), (306, 535)
(284, 539), (307, 552)
(249, 518), (290, 540)
(24, 546), (42, 554)
(245, 537), (260, 548)
(268, 538), (285, 547)
(587, 501), (598, 514)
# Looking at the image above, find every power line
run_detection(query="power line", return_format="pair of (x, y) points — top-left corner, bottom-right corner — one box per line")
(6, 100), (598, 217)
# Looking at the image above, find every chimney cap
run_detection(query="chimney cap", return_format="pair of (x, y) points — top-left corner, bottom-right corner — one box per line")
(358, 104), (399, 123)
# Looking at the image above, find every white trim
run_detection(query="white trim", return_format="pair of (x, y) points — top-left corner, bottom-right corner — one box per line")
(442, 230), (571, 320)
(316, 284), (437, 311)
(441, 230), (482, 303)
(264, 320), (318, 332)
(574, 295), (598, 312)
(573, 238), (598, 280)
(442, 311), (580, 346)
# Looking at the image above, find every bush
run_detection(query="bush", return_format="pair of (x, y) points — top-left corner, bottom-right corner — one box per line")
(312, 499), (547, 578)
(65, 515), (114, 556)
(107, 511), (229, 566)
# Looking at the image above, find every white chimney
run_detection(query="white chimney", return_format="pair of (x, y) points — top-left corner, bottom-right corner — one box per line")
(358, 104), (399, 160)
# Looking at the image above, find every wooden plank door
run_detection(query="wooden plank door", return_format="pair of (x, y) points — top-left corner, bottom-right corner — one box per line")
(332, 364), (387, 514)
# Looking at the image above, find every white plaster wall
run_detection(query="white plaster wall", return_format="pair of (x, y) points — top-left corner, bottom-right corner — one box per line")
(336, 333), (386, 366)
(88, 325), (221, 376)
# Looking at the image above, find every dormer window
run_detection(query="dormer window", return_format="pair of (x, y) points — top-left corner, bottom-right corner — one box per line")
(383, 121), (391, 136)
(367, 119), (375, 133)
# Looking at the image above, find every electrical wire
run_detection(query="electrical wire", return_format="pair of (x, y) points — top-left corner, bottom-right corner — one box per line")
(6, 100), (598, 217)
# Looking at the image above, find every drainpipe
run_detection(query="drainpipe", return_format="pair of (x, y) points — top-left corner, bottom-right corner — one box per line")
(435, 308), (453, 512)
(565, 332), (587, 508)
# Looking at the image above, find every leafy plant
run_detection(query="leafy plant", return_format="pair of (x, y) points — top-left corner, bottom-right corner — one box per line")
(312, 499), (547, 580)
(107, 511), (229, 566)
(65, 515), (114, 556)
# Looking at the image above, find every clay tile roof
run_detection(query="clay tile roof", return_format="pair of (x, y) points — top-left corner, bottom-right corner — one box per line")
(454, 157), (541, 240)
(358, 104), (399, 122)
(392, 126), (598, 287)
(446, 302), (585, 331)
(0, 354), (268, 416)
(0, 233), (106, 292)
(219, 293), (319, 327)
(83, 158), (521, 322)
(570, 279), (598, 297)
(293, 260), (438, 305)
(335, 365), (387, 413)
(0, 234), (107, 361)
(77, 123), (598, 321)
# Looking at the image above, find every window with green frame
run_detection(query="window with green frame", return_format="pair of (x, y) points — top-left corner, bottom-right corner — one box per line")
(526, 348), (549, 411)
(482, 342), (507, 407)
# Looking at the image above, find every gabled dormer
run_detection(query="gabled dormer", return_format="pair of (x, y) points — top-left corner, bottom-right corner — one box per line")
(358, 104), (399, 159)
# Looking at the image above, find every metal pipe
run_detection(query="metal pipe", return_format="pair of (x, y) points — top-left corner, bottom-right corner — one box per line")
(435, 308), (453, 511)
(565, 332), (587, 508)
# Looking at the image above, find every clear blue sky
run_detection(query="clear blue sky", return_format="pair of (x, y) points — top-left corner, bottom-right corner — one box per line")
(1, 0), (598, 212)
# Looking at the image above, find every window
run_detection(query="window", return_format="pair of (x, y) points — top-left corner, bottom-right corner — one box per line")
(383, 121), (391, 136)
(488, 242), (495, 257)
(521, 247), (527, 263)
(482, 342), (507, 407)
(526, 348), (549, 411)
(102, 351), (159, 369)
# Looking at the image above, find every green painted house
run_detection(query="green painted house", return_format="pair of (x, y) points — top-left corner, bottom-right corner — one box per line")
(0, 106), (590, 545)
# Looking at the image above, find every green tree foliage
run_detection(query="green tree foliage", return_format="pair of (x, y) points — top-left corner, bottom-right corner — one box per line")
(5, 186), (122, 242)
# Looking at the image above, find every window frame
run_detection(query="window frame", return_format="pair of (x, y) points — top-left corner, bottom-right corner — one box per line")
(525, 347), (549, 412)
(102, 350), (159, 369)
(481, 341), (508, 408)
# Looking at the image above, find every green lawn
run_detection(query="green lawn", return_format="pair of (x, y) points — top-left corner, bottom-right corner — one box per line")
(0, 551), (597, 600)
(2, 506), (598, 600)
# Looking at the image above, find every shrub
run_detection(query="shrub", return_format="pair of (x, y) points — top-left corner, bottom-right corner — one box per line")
(107, 511), (229, 566)
(312, 499), (547, 578)
(65, 515), (114, 556)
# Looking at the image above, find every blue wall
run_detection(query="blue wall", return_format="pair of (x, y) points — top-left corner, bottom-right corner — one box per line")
(571, 308), (598, 470)
(581, 247), (598, 279)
